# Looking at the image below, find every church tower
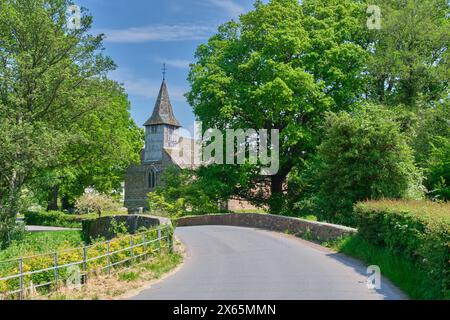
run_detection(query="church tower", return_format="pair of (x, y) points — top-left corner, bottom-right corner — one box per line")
(124, 65), (188, 211)
(143, 77), (181, 162)
(124, 65), (258, 212)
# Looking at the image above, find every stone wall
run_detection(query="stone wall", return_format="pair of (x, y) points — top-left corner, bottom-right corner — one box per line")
(176, 213), (357, 242)
(124, 161), (166, 210)
(124, 153), (178, 210)
(82, 215), (169, 242)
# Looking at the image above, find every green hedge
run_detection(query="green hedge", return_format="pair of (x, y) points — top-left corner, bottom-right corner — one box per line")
(24, 211), (83, 228)
(24, 211), (130, 229)
(355, 200), (449, 299)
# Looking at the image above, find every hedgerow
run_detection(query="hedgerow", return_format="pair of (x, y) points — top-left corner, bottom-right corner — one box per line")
(354, 199), (449, 299)
(24, 211), (82, 228)
(23, 211), (128, 228)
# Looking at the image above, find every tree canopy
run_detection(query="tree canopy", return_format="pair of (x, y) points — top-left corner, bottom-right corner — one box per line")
(186, 0), (448, 216)
(187, 0), (369, 212)
(0, 0), (142, 246)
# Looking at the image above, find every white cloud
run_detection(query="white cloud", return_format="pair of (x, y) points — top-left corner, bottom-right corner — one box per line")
(205, 0), (245, 17)
(154, 57), (192, 70)
(96, 25), (213, 43)
(110, 68), (187, 102)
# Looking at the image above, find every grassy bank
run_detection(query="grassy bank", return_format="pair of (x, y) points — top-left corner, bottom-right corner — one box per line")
(1, 226), (176, 299)
(0, 231), (83, 262)
(328, 235), (443, 300)
(44, 251), (183, 300)
(354, 200), (449, 299)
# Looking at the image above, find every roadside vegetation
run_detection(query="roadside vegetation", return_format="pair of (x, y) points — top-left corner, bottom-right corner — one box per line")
(0, 231), (83, 263)
(329, 236), (434, 300)
(326, 200), (449, 300)
(0, 0), (143, 248)
(0, 225), (175, 299)
(44, 251), (182, 300)
(24, 210), (128, 229)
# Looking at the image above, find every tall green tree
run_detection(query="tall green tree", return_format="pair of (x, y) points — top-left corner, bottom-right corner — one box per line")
(0, 0), (115, 246)
(35, 79), (144, 210)
(366, 0), (449, 107)
(187, 0), (369, 213)
(413, 102), (450, 200)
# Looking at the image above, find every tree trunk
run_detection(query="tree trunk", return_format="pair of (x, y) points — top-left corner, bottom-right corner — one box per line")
(377, 75), (386, 103)
(61, 196), (72, 211)
(0, 170), (22, 247)
(269, 173), (287, 214)
(47, 185), (59, 211)
(271, 174), (284, 195)
(6, 170), (20, 218)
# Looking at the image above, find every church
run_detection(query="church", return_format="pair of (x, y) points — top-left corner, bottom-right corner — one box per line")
(124, 76), (194, 211)
(124, 75), (259, 213)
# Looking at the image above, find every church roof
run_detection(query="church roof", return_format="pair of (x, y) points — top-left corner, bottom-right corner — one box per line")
(144, 80), (181, 127)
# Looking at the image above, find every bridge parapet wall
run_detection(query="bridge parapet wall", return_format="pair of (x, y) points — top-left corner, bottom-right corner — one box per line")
(176, 213), (356, 242)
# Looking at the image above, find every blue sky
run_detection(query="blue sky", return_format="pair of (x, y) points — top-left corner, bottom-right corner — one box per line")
(76, 0), (256, 130)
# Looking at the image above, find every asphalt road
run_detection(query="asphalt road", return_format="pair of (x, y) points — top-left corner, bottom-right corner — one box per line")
(132, 225), (406, 300)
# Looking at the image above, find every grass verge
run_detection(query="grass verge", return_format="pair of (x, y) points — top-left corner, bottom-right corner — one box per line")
(42, 251), (183, 300)
(326, 235), (443, 300)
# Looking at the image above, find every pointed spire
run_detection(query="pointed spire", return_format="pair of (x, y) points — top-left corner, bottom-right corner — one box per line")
(144, 78), (181, 127)
(162, 63), (166, 81)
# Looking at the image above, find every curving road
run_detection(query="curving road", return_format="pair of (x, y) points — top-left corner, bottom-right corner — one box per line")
(132, 226), (406, 300)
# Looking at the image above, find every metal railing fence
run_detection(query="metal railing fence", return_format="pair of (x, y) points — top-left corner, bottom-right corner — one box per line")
(0, 225), (173, 300)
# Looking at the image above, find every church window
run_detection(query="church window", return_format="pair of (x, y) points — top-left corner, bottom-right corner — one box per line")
(148, 168), (157, 188)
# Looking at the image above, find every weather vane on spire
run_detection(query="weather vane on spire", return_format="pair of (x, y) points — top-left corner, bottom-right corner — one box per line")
(162, 63), (167, 81)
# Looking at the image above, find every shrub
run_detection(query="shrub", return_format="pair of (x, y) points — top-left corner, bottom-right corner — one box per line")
(119, 271), (139, 282)
(413, 103), (450, 200)
(147, 193), (185, 219)
(24, 211), (82, 228)
(0, 216), (26, 249)
(314, 105), (424, 225)
(24, 210), (128, 229)
(426, 136), (450, 200)
(147, 166), (220, 217)
(355, 199), (450, 299)
(75, 192), (120, 216)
